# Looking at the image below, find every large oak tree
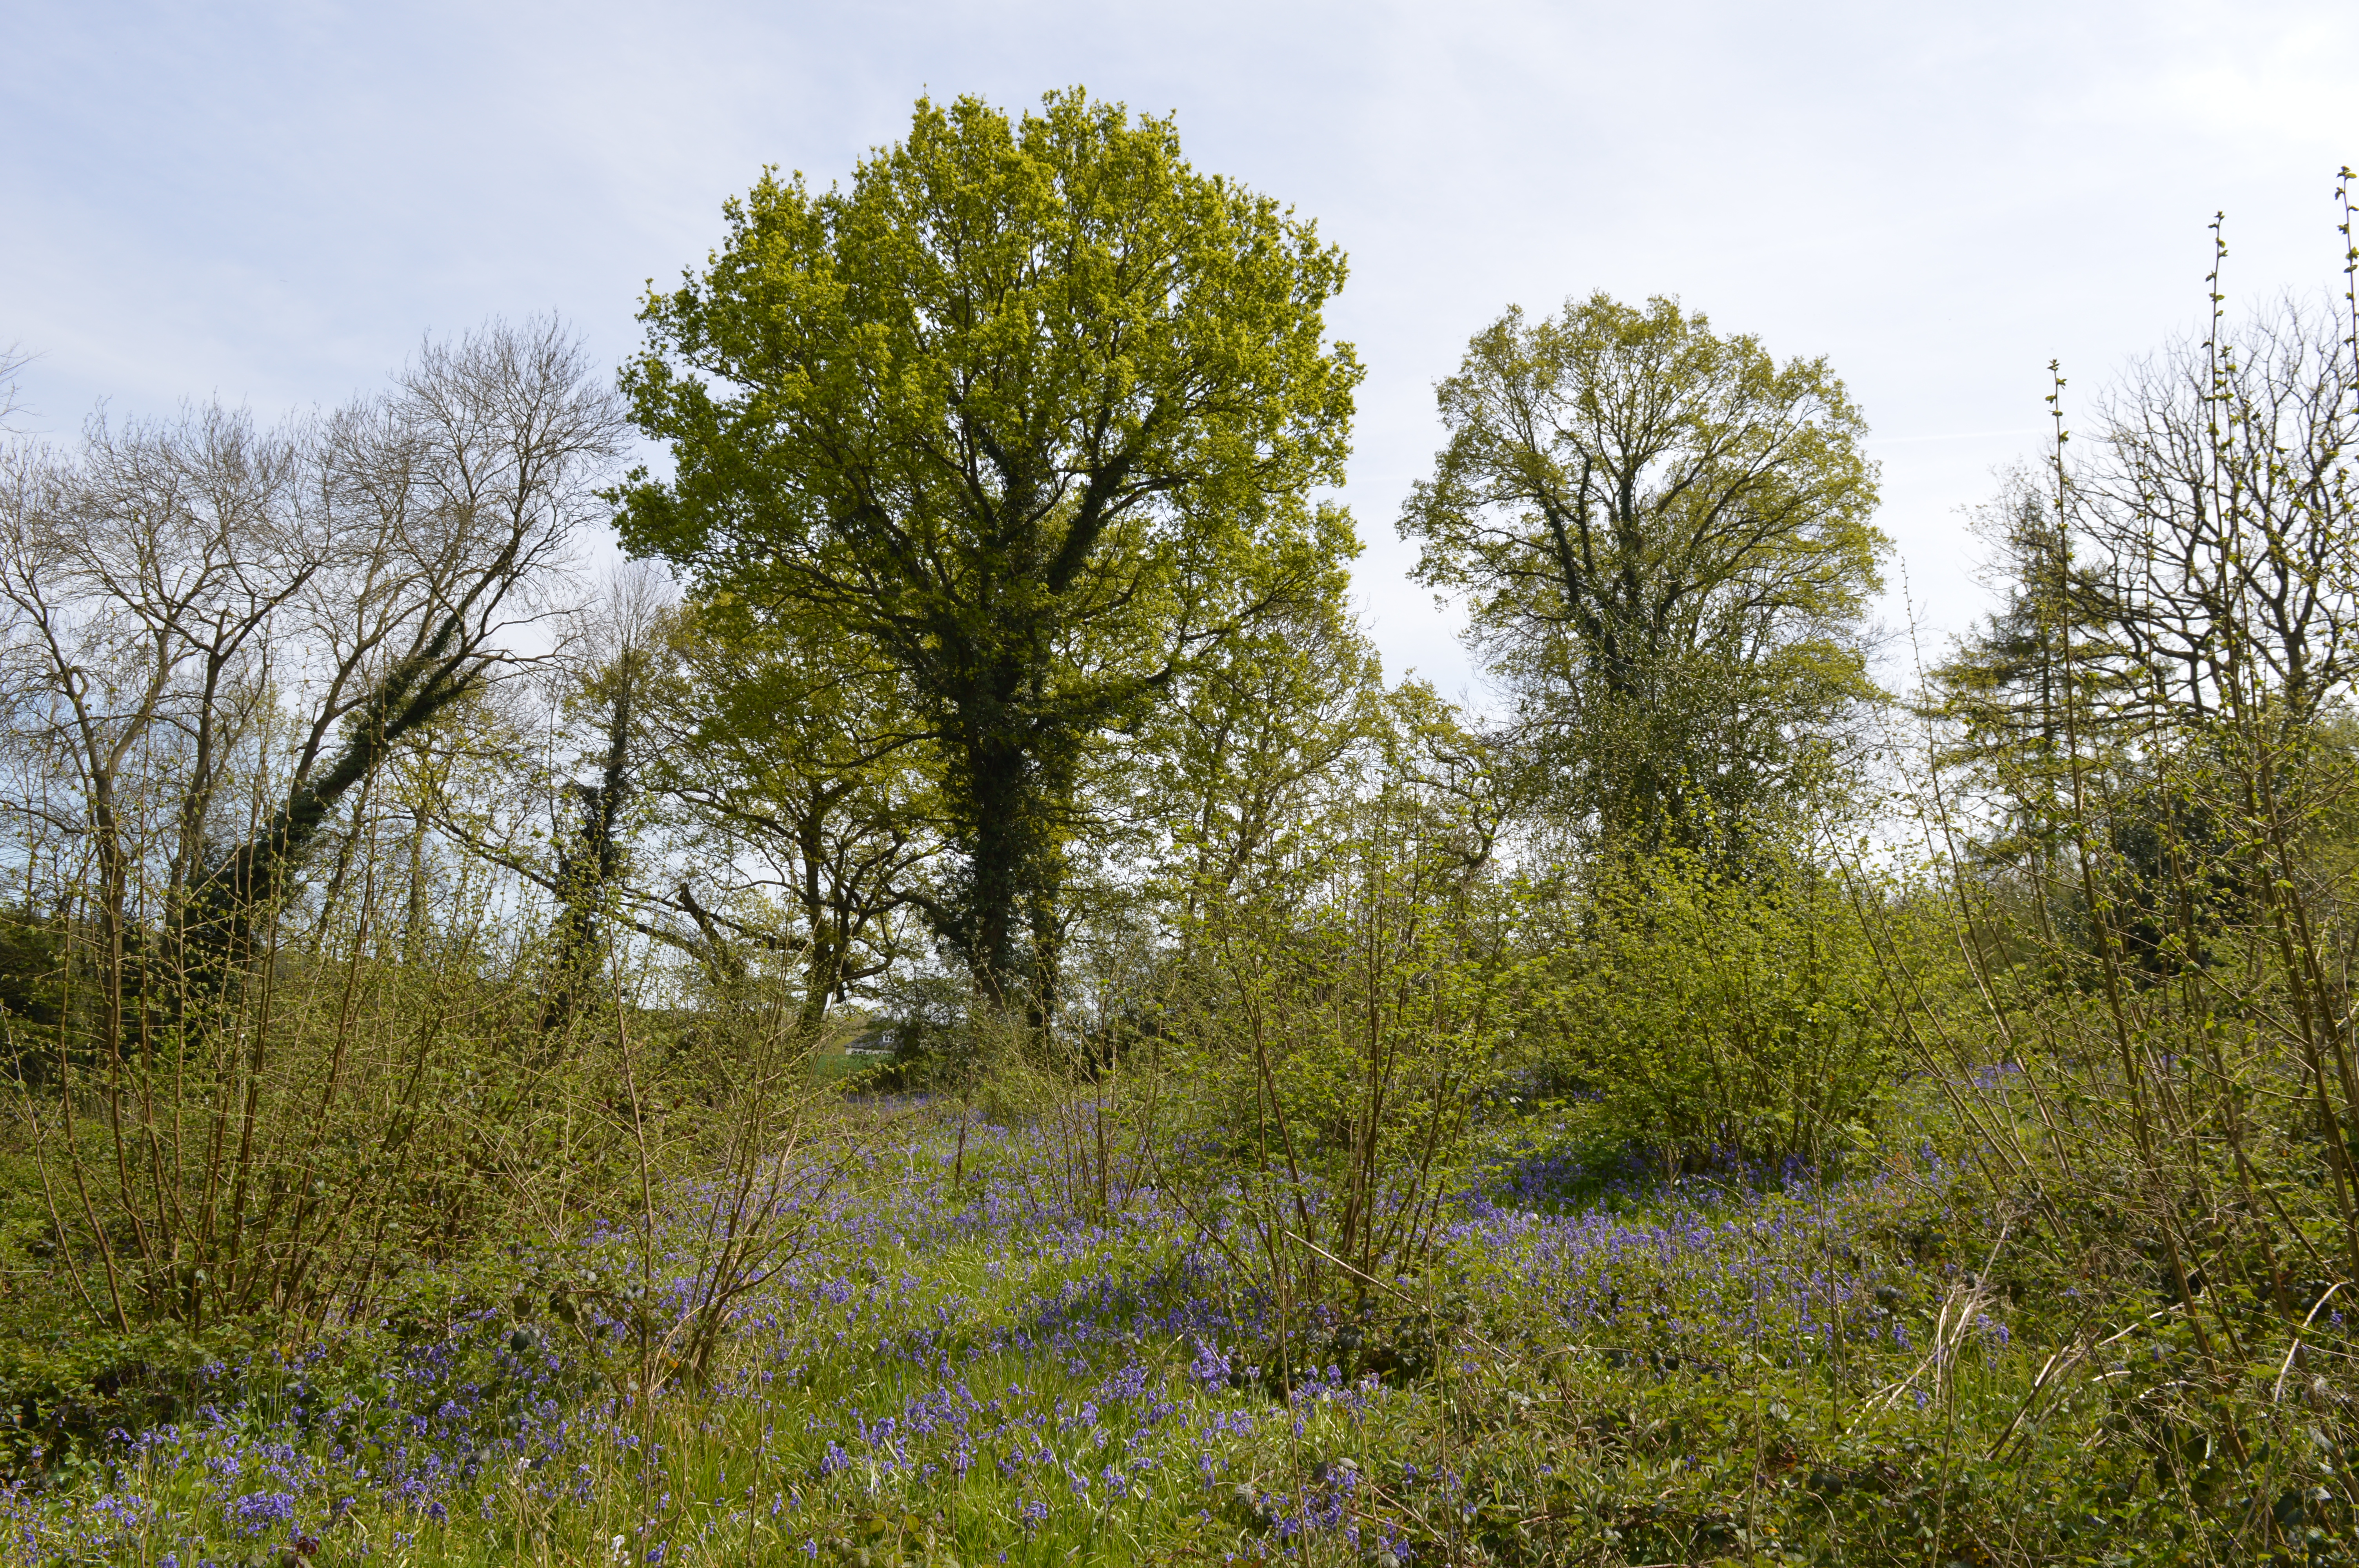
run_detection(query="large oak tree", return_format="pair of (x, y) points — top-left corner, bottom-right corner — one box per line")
(618, 90), (1360, 1016)
(1401, 293), (1886, 857)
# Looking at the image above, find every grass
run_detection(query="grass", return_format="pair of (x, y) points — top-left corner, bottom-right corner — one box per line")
(3, 1092), (2354, 1566)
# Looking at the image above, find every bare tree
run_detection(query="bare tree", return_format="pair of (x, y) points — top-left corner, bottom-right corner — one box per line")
(189, 318), (626, 949)
(2075, 299), (2359, 728)
(0, 342), (31, 432)
(0, 316), (627, 1331)
(0, 403), (317, 1062)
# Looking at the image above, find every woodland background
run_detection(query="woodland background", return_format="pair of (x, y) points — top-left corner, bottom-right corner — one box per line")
(0, 89), (2355, 1568)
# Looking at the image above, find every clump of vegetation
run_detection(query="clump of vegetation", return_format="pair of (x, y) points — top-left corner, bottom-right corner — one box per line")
(0, 95), (2353, 1566)
(1538, 847), (1899, 1171)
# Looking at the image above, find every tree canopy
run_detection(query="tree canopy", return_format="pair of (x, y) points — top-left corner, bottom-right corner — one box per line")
(1400, 293), (1886, 856)
(618, 88), (1362, 1014)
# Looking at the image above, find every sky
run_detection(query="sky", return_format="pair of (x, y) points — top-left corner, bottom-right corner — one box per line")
(4, 0), (2354, 703)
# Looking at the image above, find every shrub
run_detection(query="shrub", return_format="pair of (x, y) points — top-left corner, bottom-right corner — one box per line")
(1548, 849), (1896, 1168)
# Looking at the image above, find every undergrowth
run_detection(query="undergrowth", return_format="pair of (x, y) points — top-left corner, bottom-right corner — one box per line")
(4, 1089), (2352, 1567)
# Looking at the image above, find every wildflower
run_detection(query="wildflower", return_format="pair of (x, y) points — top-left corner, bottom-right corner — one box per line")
(227, 1491), (296, 1538)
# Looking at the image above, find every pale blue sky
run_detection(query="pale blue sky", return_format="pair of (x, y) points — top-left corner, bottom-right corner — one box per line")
(5, 0), (2354, 698)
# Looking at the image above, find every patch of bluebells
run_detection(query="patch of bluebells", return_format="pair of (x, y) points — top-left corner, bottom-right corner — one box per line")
(1453, 1141), (2008, 1385)
(1, 1107), (1999, 1563)
(1476, 1135), (1835, 1216)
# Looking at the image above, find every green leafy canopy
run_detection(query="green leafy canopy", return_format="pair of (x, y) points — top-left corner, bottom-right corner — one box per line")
(616, 87), (1364, 1003)
(618, 89), (1360, 694)
(1400, 292), (1888, 853)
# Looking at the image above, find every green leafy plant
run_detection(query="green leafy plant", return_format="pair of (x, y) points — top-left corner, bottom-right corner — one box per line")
(1548, 846), (1897, 1169)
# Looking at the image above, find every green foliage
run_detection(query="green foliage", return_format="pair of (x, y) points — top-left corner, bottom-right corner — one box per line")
(0, 911), (63, 1038)
(10, 88), (2359, 1568)
(15, 1109), (2355, 1566)
(9, 949), (647, 1341)
(1122, 592), (1387, 915)
(619, 87), (1363, 1011)
(1543, 848), (1897, 1167)
(1167, 702), (1519, 1324)
(654, 594), (931, 1027)
(1400, 291), (1887, 855)
(0, 1314), (233, 1485)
